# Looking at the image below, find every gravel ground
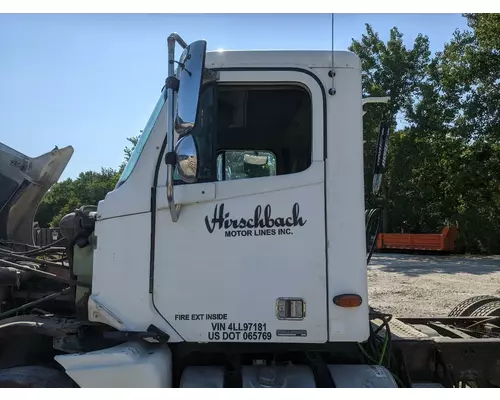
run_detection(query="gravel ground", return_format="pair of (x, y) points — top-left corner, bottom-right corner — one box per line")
(368, 253), (500, 317)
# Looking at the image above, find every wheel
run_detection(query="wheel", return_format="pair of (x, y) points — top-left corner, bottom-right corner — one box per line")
(448, 295), (500, 317)
(470, 301), (500, 317)
(0, 366), (76, 388)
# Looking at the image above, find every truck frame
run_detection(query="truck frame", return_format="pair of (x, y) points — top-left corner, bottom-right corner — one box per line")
(1, 32), (500, 388)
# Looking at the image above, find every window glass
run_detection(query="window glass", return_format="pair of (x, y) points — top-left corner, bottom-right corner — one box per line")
(216, 150), (276, 181)
(116, 92), (166, 188)
(215, 86), (312, 179)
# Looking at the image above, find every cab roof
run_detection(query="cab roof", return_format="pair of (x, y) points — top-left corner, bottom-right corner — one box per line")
(205, 49), (361, 70)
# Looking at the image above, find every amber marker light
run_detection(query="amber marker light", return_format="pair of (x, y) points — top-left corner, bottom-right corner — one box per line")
(333, 294), (363, 308)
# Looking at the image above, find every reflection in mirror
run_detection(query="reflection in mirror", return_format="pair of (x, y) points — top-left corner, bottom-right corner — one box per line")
(175, 40), (207, 136)
(175, 135), (199, 183)
(216, 150), (276, 181)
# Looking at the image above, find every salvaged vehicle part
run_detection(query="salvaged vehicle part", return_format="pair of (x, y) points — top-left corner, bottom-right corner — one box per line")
(0, 142), (74, 246)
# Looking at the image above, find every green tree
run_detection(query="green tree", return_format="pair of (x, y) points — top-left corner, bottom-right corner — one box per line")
(36, 168), (121, 228)
(352, 17), (500, 253)
(430, 15), (500, 252)
(123, 135), (140, 162)
(349, 24), (431, 232)
(120, 135), (140, 171)
(464, 13), (500, 50)
(35, 138), (137, 228)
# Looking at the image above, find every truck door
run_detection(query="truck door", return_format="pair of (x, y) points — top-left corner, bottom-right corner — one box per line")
(153, 70), (328, 343)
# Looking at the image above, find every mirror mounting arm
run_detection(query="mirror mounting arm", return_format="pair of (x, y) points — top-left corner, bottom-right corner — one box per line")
(164, 34), (207, 223)
(165, 34), (187, 223)
(165, 76), (180, 92)
(168, 33), (188, 49)
(165, 152), (177, 166)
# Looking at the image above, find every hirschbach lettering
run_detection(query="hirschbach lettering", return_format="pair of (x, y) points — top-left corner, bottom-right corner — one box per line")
(205, 203), (306, 234)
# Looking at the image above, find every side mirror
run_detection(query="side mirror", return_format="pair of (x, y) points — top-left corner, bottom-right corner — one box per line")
(175, 40), (207, 136)
(165, 33), (207, 223)
(175, 135), (198, 183)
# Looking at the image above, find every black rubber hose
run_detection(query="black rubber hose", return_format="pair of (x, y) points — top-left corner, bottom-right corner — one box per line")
(0, 287), (72, 319)
(19, 238), (67, 256)
(0, 238), (66, 256)
(365, 208), (382, 265)
(1, 252), (68, 269)
(0, 258), (87, 287)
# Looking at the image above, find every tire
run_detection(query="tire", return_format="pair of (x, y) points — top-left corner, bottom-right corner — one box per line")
(0, 366), (76, 388)
(448, 295), (500, 317)
(470, 301), (500, 318)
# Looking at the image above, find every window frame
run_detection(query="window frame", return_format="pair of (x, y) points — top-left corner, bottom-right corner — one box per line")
(171, 69), (325, 191)
(212, 69), (324, 166)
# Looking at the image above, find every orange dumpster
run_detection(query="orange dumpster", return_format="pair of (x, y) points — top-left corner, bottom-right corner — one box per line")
(376, 226), (458, 252)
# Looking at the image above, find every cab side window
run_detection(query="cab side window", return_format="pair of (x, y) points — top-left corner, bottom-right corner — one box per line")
(215, 85), (312, 181)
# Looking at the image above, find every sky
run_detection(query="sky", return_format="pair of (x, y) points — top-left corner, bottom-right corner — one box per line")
(0, 14), (469, 180)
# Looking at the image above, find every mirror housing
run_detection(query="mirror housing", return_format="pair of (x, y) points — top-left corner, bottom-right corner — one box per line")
(175, 40), (207, 136)
(175, 135), (198, 184)
(164, 33), (207, 223)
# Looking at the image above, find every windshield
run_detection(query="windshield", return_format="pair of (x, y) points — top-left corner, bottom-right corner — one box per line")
(116, 91), (166, 188)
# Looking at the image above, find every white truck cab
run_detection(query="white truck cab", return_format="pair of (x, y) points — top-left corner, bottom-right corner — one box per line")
(54, 34), (383, 388)
(89, 42), (368, 343)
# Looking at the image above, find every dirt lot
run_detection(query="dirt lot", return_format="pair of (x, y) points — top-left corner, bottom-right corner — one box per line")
(368, 253), (500, 317)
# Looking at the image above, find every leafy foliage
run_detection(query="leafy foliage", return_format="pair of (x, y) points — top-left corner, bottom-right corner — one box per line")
(351, 15), (500, 253)
(465, 13), (500, 51)
(121, 135), (140, 169)
(35, 138), (137, 228)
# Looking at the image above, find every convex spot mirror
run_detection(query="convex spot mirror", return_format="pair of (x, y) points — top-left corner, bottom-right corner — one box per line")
(175, 135), (198, 183)
(175, 40), (207, 136)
